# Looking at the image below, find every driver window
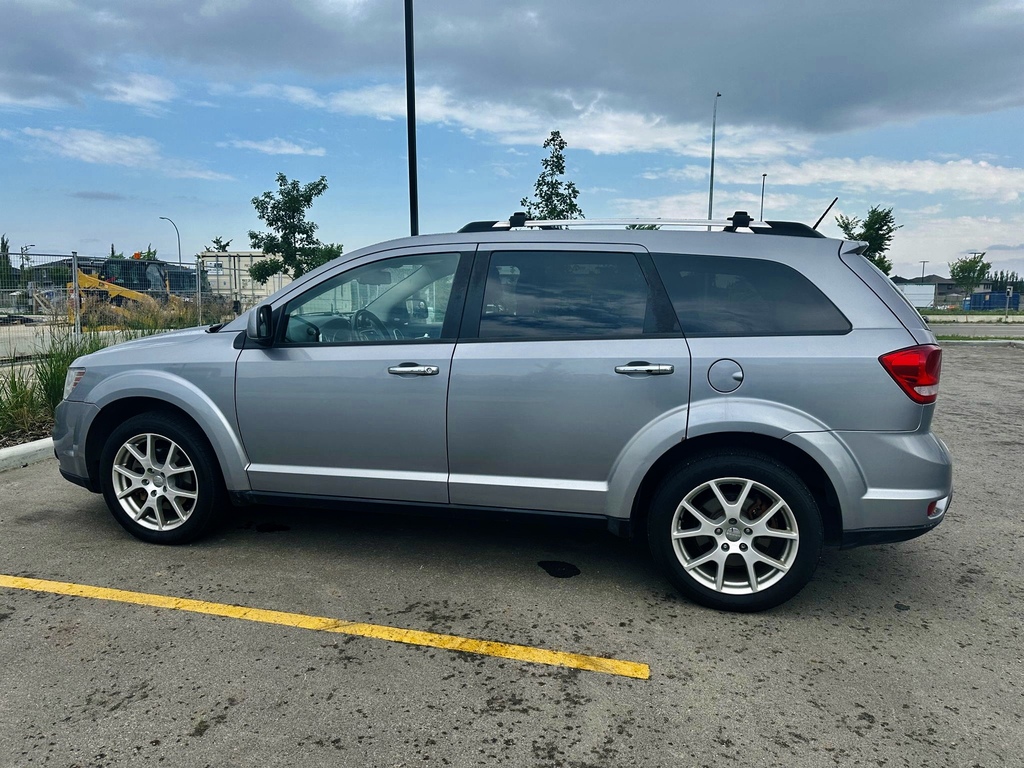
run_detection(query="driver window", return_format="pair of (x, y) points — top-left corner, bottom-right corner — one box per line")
(281, 252), (462, 344)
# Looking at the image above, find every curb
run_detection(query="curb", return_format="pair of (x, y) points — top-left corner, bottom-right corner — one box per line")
(0, 437), (55, 474)
(939, 340), (1024, 348)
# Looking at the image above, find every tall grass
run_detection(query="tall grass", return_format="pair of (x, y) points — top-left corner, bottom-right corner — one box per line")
(2, 294), (238, 445)
(0, 328), (123, 444)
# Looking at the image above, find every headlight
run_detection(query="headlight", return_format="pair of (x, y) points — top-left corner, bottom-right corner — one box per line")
(63, 368), (86, 400)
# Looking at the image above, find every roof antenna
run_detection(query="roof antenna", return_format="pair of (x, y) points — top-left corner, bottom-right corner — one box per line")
(812, 197), (838, 230)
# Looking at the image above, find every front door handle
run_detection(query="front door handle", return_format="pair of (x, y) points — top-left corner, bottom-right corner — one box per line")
(615, 362), (675, 375)
(388, 363), (440, 376)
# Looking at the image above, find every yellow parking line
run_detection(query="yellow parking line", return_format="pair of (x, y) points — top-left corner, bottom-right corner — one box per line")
(0, 574), (650, 680)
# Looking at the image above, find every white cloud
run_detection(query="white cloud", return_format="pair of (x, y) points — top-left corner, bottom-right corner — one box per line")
(219, 137), (326, 156)
(248, 83), (326, 109)
(725, 157), (1024, 202)
(250, 82), (811, 159)
(16, 127), (231, 180)
(102, 73), (178, 112)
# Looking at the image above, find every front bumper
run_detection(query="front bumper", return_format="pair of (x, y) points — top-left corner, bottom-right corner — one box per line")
(52, 399), (101, 493)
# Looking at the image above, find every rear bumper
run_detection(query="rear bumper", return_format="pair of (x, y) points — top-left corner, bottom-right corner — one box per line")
(788, 428), (952, 540)
(840, 488), (951, 547)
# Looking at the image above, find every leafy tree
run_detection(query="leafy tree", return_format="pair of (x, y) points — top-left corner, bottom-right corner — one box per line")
(835, 206), (901, 275)
(520, 131), (584, 221)
(248, 173), (343, 284)
(109, 243), (125, 259)
(949, 252), (991, 303)
(0, 233), (17, 289)
(988, 269), (1022, 293)
(205, 236), (232, 252)
(626, 224), (660, 230)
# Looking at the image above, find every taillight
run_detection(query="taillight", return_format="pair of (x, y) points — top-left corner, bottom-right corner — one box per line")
(879, 345), (942, 404)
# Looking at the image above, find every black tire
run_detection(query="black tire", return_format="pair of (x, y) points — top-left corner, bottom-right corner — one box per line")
(648, 450), (822, 612)
(99, 412), (226, 544)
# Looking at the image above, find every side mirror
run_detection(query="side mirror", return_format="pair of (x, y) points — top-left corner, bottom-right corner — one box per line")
(246, 304), (274, 344)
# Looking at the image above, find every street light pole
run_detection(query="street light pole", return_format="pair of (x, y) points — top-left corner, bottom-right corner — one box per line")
(19, 244), (35, 289)
(919, 260), (928, 282)
(760, 173), (767, 221)
(707, 91), (721, 226)
(159, 216), (182, 265)
(404, 0), (419, 236)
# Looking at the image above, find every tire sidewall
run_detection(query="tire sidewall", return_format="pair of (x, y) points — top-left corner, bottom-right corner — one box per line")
(99, 412), (223, 544)
(648, 451), (823, 612)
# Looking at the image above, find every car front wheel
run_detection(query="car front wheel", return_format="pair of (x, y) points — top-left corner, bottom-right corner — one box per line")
(99, 412), (225, 544)
(648, 450), (823, 612)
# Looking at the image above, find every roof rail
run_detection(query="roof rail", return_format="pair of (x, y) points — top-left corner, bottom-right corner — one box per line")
(457, 211), (826, 239)
(461, 210), (771, 231)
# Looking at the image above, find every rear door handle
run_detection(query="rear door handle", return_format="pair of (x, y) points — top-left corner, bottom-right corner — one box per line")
(615, 362), (674, 375)
(388, 363), (440, 376)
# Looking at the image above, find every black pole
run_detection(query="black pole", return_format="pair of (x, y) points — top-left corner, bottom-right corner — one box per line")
(404, 0), (419, 236)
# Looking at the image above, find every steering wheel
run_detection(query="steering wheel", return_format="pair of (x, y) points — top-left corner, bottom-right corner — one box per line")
(352, 308), (390, 340)
(289, 315), (321, 342)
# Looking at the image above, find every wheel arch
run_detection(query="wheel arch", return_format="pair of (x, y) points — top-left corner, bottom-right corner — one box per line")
(629, 432), (845, 546)
(83, 395), (247, 494)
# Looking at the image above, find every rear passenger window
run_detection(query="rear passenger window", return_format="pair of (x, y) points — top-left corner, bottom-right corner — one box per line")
(652, 253), (851, 337)
(479, 251), (657, 340)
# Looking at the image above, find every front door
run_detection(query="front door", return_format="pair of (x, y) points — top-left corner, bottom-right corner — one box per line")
(235, 249), (468, 503)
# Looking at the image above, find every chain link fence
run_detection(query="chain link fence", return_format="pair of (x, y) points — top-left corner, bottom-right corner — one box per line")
(0, 251), (233, 362)
(0, 250), (296, 362)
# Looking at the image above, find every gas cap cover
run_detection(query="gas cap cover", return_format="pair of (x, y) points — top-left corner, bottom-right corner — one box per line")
(708, 359), (744, 393)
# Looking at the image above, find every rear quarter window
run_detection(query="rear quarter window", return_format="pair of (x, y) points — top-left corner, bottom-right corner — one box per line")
(651, 253), (851, 337)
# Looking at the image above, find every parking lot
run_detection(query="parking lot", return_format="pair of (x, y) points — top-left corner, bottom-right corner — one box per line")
(0, 343), (1021, 767)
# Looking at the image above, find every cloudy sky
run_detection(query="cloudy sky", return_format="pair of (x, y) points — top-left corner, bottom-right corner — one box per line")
(2, 0), (1023, 279)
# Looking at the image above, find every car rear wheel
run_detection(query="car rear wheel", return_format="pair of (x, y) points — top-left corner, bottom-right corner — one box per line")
(99, 412), (225, 544)
(648, 450), (822, 612)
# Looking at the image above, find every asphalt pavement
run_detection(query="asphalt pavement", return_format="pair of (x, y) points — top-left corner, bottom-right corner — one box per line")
(0, 344), (1021, 767)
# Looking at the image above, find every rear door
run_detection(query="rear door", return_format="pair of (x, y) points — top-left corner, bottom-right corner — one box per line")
(446, 243), (691, 516)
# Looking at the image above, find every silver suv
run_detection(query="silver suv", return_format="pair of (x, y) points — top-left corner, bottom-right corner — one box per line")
(53, 212), (953, 611)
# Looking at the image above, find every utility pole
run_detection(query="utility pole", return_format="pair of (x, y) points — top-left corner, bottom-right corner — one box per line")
(707, 92), (721, 228)
(760, 173), (767, 221)
(919, 260), (928, 282)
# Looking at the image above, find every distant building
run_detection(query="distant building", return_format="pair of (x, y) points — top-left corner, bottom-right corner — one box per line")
(198, 251), (292, 310)
(890, 274), (992, 309)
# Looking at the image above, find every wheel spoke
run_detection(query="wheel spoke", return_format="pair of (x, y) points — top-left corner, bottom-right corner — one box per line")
(680, 498), (720, 527)
(709, 481), (733, 515)
(752, 549), (790, 573)
(683, 548), (720, 571)
(125, 442), (147, 466)
(743, 555), (760, 592)
(113, 464), (143, 481)
(734, 479), (754, 513)
(116, 484), (139, 500)
(168, 495), (189, 520)
(714, 560), (726, 591)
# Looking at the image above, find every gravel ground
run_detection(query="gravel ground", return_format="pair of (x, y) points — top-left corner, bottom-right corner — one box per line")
(0, 344), (1021, 767)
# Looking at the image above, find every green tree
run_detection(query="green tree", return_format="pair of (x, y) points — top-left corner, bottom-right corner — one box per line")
(835, 206), (901, 275)
(205, 236), (232, 252)
(520, 131), (584, 221)
(0, 233), (17, 289)
(248, 173), (343, 284)
(988, 269), (1022, 293)
(109, 243), (125, 259)
(949, 252), (991, 305)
